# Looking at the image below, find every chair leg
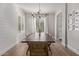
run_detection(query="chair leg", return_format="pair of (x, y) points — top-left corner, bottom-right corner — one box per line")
(26, 47), (30, 55)
(49, 46), (52, 55)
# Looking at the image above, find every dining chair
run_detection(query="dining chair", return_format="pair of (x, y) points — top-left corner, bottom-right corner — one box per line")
(48, 41), (52, 55)
(26, 43), (30, 55)
(47, 33), (55, 55)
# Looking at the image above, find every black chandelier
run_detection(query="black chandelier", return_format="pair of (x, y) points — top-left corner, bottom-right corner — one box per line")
(32, 3), (47, 19)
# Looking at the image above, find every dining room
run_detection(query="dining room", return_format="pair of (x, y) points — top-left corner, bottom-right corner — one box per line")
(0, 3), (79, 56)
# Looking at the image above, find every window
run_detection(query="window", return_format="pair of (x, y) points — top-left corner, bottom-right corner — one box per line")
(18, 16), (25, 32)
(36, 17), (44, 32)
(18, 16), (21, 32)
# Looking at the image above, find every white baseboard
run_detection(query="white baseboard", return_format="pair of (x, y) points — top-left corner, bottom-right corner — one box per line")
(0, 43), (16, 56)
(62, 42), (79, 55)
(68, 45), (79, 55)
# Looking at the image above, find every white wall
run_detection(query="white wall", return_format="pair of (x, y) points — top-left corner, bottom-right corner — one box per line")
(47, 13), (55, 36)
(25, 13), (35, 35)
(0, 3), (17, 55)
(67, 3), (79, 54)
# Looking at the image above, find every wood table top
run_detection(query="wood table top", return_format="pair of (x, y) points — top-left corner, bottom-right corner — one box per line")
(25, 32), (55, 42)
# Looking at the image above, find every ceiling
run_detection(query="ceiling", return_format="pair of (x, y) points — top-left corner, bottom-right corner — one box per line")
(16, 3), (65, 14)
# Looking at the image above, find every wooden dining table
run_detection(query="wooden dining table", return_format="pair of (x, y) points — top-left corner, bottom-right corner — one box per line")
(25, 32), (55, 56)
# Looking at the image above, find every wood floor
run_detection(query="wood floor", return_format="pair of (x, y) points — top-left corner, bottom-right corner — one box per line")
(2, 41), (78, 56)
